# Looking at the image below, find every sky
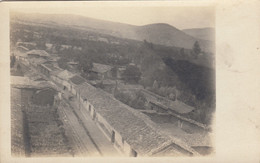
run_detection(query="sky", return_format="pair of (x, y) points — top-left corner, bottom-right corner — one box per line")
(10, 2), (215, 29)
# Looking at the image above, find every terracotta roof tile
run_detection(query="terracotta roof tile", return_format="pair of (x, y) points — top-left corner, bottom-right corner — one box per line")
(69, 75), (86, 85)
(56, 70), (74, 80)
(27, 50), (49, 57)
(75, 82), (197, 156)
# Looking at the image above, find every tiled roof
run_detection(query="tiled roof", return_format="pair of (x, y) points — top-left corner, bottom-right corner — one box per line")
(92, 63), (112, 73)
(11, 76), (31, 85)
(169, 100), (195, 114)
(51, 69), (63, 76)
(41, 63), (60, 72)
(56, 70), (74, 80)
(11, 76), (55, 89)
(91, 79), (115, 85)
(16, 46), (29, 51)
(75, 82), (197, 156)
(102, 79), (115, 85)
(69, 75), (86, 85)
(28, 57), (47, 65)
(183, 132), (213, 147)
(15, 51), (28, 57)
(27, 50), (50, 57)
(141, 89), (195, 114)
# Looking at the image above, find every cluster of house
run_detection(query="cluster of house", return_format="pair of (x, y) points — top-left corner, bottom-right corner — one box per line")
(14, 47), (202, 157)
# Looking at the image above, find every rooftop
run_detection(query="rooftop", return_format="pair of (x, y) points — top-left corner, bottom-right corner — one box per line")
(183, 132), (212, 147)
(11, 76), (55, 89)
(27, 50), (50, 57)
(69, 75), (86, 85)
(27, 57), (47, 65)
(14, 51), (28, 57)
(92, 63), (112, 73)
(16, 42), (36, 46)
(169, 100), (195, 114)
(141, 89), (195, 114)
(75, 82), (197, 156)
(41, 63), (61, 72)
(16, 46), (29, 51)
(56, 70), (74, 80)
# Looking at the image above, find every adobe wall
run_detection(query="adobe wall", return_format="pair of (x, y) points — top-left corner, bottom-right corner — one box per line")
(78, 95), (136, 156)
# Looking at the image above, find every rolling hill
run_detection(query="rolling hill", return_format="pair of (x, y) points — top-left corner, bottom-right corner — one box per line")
(11, 12), (214, 52)
(182, 28), (215, 41)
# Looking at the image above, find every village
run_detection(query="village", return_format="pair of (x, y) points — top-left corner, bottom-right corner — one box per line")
(9, 11), (216, 157)
(11, 38), (213, 157)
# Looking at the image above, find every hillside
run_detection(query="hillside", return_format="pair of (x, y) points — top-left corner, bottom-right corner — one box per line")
(11, 12), (214, 53)
(182, 28), (215, 41)
(134, 24), (213, 53)
(10, 16), (215, 125)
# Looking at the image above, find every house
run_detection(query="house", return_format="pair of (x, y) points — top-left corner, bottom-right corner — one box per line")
(148, 101), (168, 113)
(68, 75), (86, 95)
(16, 46), (29, 53)
(52, 70), (74, 91)
(141, 89), (195, 115)
(38, 63), (62, 77)
(27, 50), (50, 59)
(140, 89), (205, 130)
(27, 57), (47, 69)
(116, 66), (126, 79)
(66, 61), (79, 73)
(11, 76), (54, 89)
(16, 42), (36, 50)
(14, 51), (28, 61)
(99, 79), (116, 93)
(90, 63), (113, 80)
(74, 82), (198, 157)
(168, 100), (196, 115)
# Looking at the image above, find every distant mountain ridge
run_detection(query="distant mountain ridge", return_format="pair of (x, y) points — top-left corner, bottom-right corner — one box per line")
(11, 12), (214, 52)
(182, 28), (215, 41)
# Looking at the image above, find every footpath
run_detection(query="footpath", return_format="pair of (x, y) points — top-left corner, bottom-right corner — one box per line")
(60, 86), (119, 157)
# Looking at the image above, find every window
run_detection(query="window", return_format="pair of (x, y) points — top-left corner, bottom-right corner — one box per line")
(111, 131), (115, 143)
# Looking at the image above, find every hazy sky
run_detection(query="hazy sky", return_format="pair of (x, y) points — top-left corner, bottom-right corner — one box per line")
(11, 2), (215, 29)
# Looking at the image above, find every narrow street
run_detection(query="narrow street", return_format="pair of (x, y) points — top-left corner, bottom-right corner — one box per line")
(18, 60), (119, 157)
(58, 87), (119, 157)
(58, 101), (101, 156)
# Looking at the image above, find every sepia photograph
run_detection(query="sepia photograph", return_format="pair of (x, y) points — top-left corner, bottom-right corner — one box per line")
(9, 4), (216, 157)
(1, 0), (260, 162)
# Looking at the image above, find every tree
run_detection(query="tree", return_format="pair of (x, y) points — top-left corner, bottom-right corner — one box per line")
(53, 43), (61, 53)
(152, 80), (159, 90)
(180, 48), (185, 55)
(35, 39), (46, 50)
(122, 65), (142, 84)
(78, 55), (93, 73)
(139, 77), (153, 89)
(57, 57), (69, 70)
(111, 66), (118, 78)
(192, 41), (201, 55)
